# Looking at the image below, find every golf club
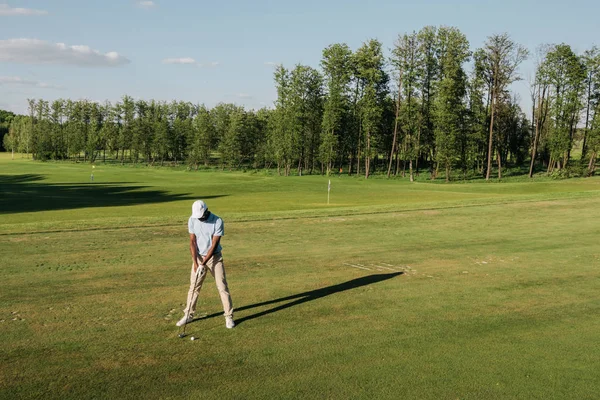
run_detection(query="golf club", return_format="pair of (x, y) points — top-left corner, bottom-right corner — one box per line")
(178, 264), (202, 338)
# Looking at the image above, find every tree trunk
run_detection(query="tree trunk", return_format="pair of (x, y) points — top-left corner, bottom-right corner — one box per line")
(415, 126), (421, 174)
(365, 131), (370, 179)
(486, 88), (496, 181)
(529, 86), (546, 178)
(445, 163), (450, 183)
(497, 150), (502, 180)
(356, 124), (361, 177)
(347, 156), (352, 176)
(582, 72), (592, 159)
(588, 151), (597, 176)
(395, 145), (400, 176)
(388, 69), (403, 178)
(409, 159), (414, 182)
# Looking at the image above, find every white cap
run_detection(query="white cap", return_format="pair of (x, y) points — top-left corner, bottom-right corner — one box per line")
(191, 200), (207, 218)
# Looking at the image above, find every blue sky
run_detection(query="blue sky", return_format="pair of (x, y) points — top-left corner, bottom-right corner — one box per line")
(0, 0), (598, 114)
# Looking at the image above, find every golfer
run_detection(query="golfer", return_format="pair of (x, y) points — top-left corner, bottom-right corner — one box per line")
(176, 200), (235, 329)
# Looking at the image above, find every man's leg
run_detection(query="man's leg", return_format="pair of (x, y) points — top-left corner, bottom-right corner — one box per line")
(183, 262), (207, 317)
(206, 253), (233, 318)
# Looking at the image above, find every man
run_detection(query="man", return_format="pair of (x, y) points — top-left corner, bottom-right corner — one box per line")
(176, 200), (235, 329)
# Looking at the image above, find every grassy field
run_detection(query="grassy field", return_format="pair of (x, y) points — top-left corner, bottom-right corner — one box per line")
(1, 153), (600, 399)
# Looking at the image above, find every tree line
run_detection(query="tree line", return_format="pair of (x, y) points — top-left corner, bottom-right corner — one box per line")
(3, 26), (599, 179)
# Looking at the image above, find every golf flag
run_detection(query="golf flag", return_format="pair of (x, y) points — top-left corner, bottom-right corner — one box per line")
(327, 179), (331, 205)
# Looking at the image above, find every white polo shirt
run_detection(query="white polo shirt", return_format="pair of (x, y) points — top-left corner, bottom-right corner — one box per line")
(188, 213), (224, 256)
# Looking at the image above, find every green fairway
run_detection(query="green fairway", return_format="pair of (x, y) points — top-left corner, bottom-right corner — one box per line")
(1, 153), (600, 399)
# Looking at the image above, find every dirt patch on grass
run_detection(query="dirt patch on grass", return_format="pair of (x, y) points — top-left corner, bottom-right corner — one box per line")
(8, 237), (29, 242)
(421, 210), (441, 215)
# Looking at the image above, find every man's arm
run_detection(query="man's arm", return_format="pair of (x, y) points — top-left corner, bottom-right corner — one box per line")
(190, 234), (201, 273)
(202, 235), (221, 265)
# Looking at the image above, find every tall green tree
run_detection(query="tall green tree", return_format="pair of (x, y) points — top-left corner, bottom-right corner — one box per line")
(119, 96), (135, 163)
(320, 43), (353, 175)
(354, 39), (389, 178)
(391, 32), (422, 180)
(582, 47), (600, 160)
(416, 26), (439, 174)
(271, 65), (294, 175)
(478, 33), (528, 180)
(188, 105), (214, 168)
(287, 64), (324, 175)
(433, 26), (470, 181)
(219, 106), (245, 169)
(529, 45), (552, 177)
(543, 44), (586, 172)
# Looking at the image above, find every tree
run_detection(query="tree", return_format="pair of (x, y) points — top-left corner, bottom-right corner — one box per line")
(87, 101), (103, 163)
(188, 104), (214, 168)
(119, 96), (135, 164)
(582, 47), (600, 160)
(4, 114), (21, 159)
(478, 33), (528, 180)
(321, 43), (353, 175)
(416, 26), (439, 175)
(219, 106), (245, 169)
(543, 44), (586, 172)
(271, 65), (294, 175)
(287, 64), (324, 175)
(354, 39), (389, 178)
(468, 50), (489, 175)
(0, 109), (16, 153)
(583, 48), (600, 175)
(529, 45), (552, 177)
(253, 108), (273, 169)
(390, 32), (422, 180)
(433, 26), (470, 181)
(33, 99), (52, 160)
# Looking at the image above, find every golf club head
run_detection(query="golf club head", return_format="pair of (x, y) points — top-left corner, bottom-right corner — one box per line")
(178, 333), (186, 338)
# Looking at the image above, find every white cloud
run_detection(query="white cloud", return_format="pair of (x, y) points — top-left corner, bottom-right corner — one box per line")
(0, 4), (48, 16)
(0, 76), (63, 89)
(162, 58), (219, 67)
(163, 57), (197, 65)
(264, 61), (281, 67)
(136, 1), (155, 8)
(0, 39), (130, 67)
(237, 93), (252, 99)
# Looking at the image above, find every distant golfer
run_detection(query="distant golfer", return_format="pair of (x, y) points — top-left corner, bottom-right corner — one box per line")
(176, 200), (235, 329)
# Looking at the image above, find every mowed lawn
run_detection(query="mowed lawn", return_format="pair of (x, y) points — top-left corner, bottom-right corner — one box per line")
(1, 154), (600, 399)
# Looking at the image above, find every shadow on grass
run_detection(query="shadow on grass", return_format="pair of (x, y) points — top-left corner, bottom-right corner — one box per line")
(196, 273), (402, 326)
(0, 174), (223, 214)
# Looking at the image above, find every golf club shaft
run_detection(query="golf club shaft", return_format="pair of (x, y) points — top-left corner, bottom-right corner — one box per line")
(179, 265), (202, 337)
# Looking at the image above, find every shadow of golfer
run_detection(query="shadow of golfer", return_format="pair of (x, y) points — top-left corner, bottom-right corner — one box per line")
(198, 272), (402, 326)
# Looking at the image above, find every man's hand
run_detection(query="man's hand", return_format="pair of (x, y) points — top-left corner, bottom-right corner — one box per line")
(193, 258), (206, 274)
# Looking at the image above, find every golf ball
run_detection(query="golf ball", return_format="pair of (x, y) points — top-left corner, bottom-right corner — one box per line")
(190, 336), (196, 341)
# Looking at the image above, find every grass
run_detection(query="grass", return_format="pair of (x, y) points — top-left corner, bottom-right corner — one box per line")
(1, 153), (600, 399)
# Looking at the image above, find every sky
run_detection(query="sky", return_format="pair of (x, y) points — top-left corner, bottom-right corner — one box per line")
(0, 0), (599, 115)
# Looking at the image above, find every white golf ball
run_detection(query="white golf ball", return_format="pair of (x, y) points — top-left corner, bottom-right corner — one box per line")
(190, 336), (196, 341)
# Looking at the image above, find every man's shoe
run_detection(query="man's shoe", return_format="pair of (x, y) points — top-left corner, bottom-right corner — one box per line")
(176, 314), (193, 327)
(225, 316), (235, 329)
